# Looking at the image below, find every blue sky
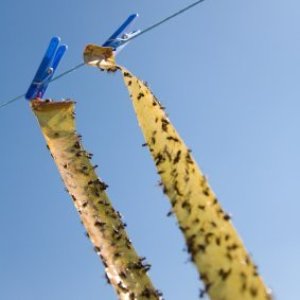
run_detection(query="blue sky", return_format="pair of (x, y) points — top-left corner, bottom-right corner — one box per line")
(0, 0), (299, 299)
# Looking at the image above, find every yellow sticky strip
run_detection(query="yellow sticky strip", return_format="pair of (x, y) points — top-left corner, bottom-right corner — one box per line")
(31, 99), (160, 300)
(121, 70), (272, 300)
(83, 45), (271, 300)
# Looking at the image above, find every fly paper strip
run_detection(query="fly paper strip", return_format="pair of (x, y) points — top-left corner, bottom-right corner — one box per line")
(83, 44), (271, 300)
(31, 99), (161, 300)
(121, 71), (272, 300)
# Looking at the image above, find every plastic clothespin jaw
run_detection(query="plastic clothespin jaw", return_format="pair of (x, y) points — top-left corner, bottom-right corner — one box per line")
(25, 37), (67, 100)
(102, 13), (141, 55)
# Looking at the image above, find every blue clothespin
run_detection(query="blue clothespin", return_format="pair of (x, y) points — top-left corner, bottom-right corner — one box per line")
(103, 14), (140, 54)
(25, 37), (67, 100)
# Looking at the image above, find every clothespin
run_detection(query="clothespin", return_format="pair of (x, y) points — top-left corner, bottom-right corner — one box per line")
(102, 14), (140, 55)
(25, 37), (67, 100)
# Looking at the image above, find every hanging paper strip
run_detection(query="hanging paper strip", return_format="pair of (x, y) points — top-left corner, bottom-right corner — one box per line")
(84, 45), (272, 300)
(31, 99), (161, 300)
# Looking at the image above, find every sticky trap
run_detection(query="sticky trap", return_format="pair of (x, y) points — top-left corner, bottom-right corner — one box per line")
(31, 99), (160, 300)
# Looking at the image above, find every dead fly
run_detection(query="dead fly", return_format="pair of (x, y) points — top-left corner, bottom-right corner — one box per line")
(94, 220), (106, 228)
(161, 119), (169, 132)
(167, 136), (180, 143)
(119, 271), (127, 279)
(215, 237), (221, 246)
(163, 148), (172, 161)
(155, 153), (165, 166)
(139, 256), (146, 263)
(75, 151), (83, 157)
(137, 92), (145, 100)
(173, 150), (181, 164)
(94, 246), (101, 253)
(202, 188), (210, 197)
(80, 165), (89, 175)
(185, 152), (194, 164)
(218, 268), (232, 281)
(114, 252), (122, 259)
(94, 179), (109, 191)
(223, 214), (231, 221)
(250, 287), (258, 297)
(105, 273), (111, 284)
(174, 181), (183, 196)
(166, 210), (173, 217)
(73, 141), (80, 149)
(123, 71), (132, 78)
(71, 194), (77, 202)
(200, 279), (213, 298)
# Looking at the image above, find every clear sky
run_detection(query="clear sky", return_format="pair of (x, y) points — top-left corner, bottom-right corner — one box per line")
(0, 0), (299, 299)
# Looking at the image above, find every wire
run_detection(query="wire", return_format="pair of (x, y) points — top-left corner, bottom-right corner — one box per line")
(0, 93), (26, 109)
(0, 0), (206, 109)
(125, 0), (206, 43)
(50, 62), (85, 83)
